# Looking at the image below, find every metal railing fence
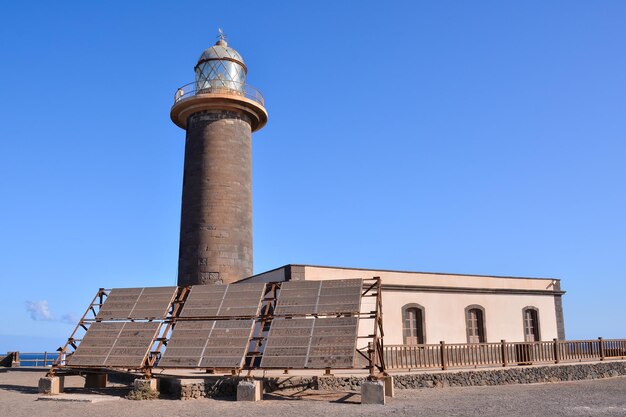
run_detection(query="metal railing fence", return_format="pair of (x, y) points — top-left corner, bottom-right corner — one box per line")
(0, 352), (60, 368)
(173, 81), (264, 106)
(384, 338), (626, 371)
(4, 339), (624, 371)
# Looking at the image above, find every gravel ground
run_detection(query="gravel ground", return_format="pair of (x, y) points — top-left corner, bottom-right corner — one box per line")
(1, 369), (625, 417)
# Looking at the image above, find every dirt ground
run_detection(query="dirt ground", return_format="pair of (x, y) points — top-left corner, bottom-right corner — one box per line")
(1, 369), (625, 417)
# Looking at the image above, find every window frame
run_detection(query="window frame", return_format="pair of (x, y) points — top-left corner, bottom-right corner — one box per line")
(465, 304), (487, 343)
(401, 303), (426, 345)
(522, 306), (541, 342)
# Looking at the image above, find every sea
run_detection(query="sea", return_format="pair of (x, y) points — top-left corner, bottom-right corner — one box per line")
(1, 352), (59, 367)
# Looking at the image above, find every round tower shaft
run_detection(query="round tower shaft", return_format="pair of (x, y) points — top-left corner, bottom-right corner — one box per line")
(171, 33), (267, 286)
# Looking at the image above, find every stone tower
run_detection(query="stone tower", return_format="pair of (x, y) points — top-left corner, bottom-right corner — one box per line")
(170, 32), (267, 286)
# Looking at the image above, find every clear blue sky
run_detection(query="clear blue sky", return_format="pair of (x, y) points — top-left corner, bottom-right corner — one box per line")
(1, 1), (624, 351)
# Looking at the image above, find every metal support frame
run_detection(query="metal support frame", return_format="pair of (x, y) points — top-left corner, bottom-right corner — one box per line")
(243, 283), (279, 376)
(372, 276), (386, 376)
(47, 288), (108, 377)
(143, 286), (191, 377)
(243, 278), (385, 375)
(48, 286), (185, 379)
(355, 277), (386, 377)
(49, 277), (386, 380)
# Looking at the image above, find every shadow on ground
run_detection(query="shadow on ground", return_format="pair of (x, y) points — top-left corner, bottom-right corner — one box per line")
(0, 384), (39, 394)
(264, 390), (360, 404)
(0, 383), (130, 398)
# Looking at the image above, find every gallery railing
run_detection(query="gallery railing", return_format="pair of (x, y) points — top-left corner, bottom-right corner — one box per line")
(384, 338), (626, 371)
(172, 81), (265, 107)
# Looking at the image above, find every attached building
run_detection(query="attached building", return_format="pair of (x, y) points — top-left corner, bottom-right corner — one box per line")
(239, 264), (566, 345)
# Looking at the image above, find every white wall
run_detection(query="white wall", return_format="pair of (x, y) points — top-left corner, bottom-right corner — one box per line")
(240, 264), (562, 345)
(382, 290), (558, 344)
(304, 266), (559, 291)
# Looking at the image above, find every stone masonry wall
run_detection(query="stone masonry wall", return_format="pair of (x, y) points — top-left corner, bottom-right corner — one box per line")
(177, 109), (253, 286)
(159, 360), (626, 399)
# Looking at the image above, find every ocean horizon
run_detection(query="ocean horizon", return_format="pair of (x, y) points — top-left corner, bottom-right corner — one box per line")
(1, 351), (59, 367)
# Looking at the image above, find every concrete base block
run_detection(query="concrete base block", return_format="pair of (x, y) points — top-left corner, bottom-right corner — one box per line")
(38, 376), (64, 395)
(384, 375), (395, 397)
(237, 379), (262, 402)
(361, 380), (385, 405)
(134, 378), (158, 392)
(85, 373), (107, 389)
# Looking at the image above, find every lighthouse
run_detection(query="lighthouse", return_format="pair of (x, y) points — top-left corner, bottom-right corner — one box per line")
(170, 31), (268, 286)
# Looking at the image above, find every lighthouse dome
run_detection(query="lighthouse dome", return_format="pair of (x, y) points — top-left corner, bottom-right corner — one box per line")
(195, 34), (247, 94)
(197, 39), (246, 69)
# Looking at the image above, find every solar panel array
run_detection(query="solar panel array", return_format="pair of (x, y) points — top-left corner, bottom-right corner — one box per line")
(260, 317), (359, 369)
(274, 279), (363, 315)
(179, 283), (266, 318)
(158, 319), (255, 368)
(96, 287), (177, 320)
(68, 321), (160, 368)
(67, 279), (365, 371)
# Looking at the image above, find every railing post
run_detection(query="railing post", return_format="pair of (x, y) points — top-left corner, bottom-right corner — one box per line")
(440, 341), (447, 370)
(598, 337), (605, 361)
(501, 340), (507, 367)
(553, 338), (560, 364)
(43, 352), (48, 367)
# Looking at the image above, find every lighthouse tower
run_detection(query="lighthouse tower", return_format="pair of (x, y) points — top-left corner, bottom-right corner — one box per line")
(170, 31), (268, 286)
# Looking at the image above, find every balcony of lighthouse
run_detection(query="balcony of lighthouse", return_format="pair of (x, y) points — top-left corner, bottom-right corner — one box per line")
(172, 80), (265, 107)
(170, 79), (267, 132)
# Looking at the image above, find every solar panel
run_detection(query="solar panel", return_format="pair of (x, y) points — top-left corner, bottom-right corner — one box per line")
(260, 317), (359, 369)
(274, 279), (363, 315)
(158, 319), (255, 369)
(63, 279), (366, 372)
(67, 322), (160, 368)
(307, 317), (360, 368)
(179, 283), (266, 318)
(96, 287), (177, 320)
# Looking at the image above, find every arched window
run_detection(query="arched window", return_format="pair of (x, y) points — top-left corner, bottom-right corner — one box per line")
(402, 304), (426, 344)
(465, 305), (486, 343)
(522, 307), (540, 342)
